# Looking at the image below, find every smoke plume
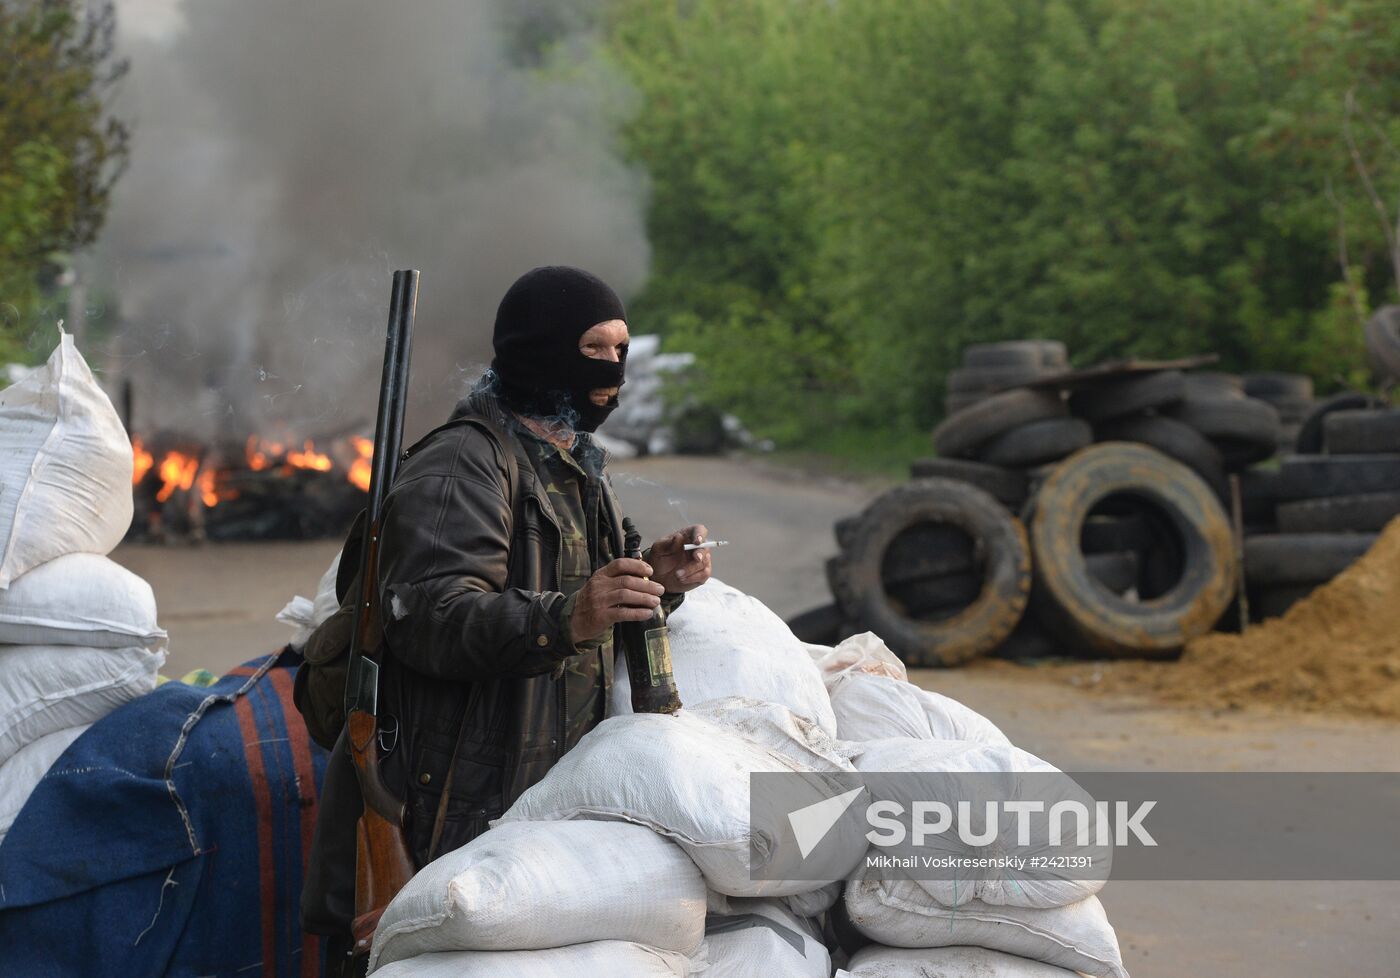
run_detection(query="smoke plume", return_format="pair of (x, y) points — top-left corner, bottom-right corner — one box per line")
(96, 0), (648, 440)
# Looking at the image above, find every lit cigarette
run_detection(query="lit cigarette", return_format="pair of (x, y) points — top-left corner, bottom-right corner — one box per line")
(683, 540), (728, 551)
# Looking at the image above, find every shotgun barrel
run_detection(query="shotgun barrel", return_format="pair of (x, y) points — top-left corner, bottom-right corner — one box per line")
(346, 268), (420, 956)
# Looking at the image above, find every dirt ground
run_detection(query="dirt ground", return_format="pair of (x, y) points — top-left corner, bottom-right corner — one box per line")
(112, 454), (1400, 978)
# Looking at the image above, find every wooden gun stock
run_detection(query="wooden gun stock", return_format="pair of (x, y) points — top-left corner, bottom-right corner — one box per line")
(348, 706), (415, 953)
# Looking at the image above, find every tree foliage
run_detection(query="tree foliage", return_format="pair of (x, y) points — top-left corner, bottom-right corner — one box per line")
(0, 0), (128, 360)
(606, 0), (1400, 446)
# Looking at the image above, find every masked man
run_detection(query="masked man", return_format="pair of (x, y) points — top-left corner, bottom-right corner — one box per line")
(302, 266), (713, 972)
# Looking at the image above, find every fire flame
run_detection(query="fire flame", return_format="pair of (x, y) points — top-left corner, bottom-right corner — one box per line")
(155, 451), (200, 503)
(348, 436), (373, 492)
(132, 438), (154, 486)
(196, 467), (239, 508)
(286, 440), (332, 472)
(246, 434), (285, 472)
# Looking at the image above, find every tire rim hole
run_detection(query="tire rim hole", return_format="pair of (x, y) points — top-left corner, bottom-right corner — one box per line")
(879, 520), (984, 621)
(1081, 493), (1188, 601)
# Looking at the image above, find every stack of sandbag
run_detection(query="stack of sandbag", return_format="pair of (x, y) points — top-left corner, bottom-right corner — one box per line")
(0, 333), (166, 846)
(370, 578), (858, 975)
(814, 633), (1130, 978)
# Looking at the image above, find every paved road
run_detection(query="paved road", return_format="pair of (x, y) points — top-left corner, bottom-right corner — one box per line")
(112, 453), (1400, 978)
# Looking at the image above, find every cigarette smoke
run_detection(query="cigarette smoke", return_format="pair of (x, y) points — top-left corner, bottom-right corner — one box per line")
(96, 0), (648, 440)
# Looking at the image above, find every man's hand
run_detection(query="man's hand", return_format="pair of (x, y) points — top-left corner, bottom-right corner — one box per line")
(648, 524), (714, 594)
(568, 558), (666, 644)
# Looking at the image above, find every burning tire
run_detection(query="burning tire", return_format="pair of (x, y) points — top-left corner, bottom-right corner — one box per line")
(831, 479), (1031, 667)
(933, 388), (1065, 460)
(1026, 443), (1237, 658)
(977, 417), (1093, 469)
(908, 457), (1028, 506)
(1068, 370), (1185, 423)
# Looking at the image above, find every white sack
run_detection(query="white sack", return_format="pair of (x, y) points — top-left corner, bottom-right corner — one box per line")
(829, 668), (1010, 746)
(689, 697), (858, 772)
(0, 645), (162, 766)
(853, 738), (1107, 909)
(277, 550), (342, 651)
(0, 553), (165, 649)
(842, 944), (1085, 977)
(369, 821), (706, 971)
(0, 332), (133, 589)
(811, 631), (908, 683)
(0, 724), (89, 843)
(371, 941), (697, 978)
(610, 578), (838, 736)
(497, 710), (866, 897)
(703, 897), (830, 978)
(845, 876), (1128, 978)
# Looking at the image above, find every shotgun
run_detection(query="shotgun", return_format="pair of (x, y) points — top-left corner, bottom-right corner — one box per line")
(346, 269), (419, 957)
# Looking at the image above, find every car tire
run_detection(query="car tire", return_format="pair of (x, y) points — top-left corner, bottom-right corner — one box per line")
(1094, 417), (1228, 496)
(907, 457), (1029, 506)
(962, 340), (1068, 371)
(1275, 492), (1400, 533)
(978, 417), (1094, 468)
(1068, 370), (1185, 423)
(834, 479), (1032, 666)
(1243, 533), (1376, 585)
(1322, 408), (1400, 455)
(1167, 396), (1281, 468)
(933, 388), (1066, 459)
(1244, 373), (1314, 401)
(785, 602), (846, 645)
(1025, 443), (1237, 658)
(1277, 455), (1400, 500)
(1295, 392), (1385, 454)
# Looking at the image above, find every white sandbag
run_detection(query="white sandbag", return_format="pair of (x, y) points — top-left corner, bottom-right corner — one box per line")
(842, 944), (1085, 977)
(0, 645), (163, 766)
(811, 631), (908, 683)
(277, 550), (342, 651)
(609, 578), (838, 736)
(829, 669), (1010, 745)
(689, 697), (858, 772)
(703, 897), (830, 978)
(0, 553), (165, 648)
(371, 941), (697, 978)
(0, 724), (89, 843)
(0, 332), (133, 589)
(497, 710), (866, 897)
(845, 876), (1128, 978)
(781, 880), (842, 917)
(853, 738), (1107, 909)
(369, 820), (706, 971)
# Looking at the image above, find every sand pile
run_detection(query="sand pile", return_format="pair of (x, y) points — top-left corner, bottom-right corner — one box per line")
(1074, 516), (1400, 718)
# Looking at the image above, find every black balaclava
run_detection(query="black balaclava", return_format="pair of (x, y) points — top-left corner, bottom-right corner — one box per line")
(490, 265), (628, 433)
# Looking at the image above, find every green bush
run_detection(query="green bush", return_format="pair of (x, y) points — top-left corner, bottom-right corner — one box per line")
(607, 0), (1400, 450)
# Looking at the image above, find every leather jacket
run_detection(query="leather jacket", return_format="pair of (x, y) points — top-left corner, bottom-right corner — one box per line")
(301, 389), (681, 935)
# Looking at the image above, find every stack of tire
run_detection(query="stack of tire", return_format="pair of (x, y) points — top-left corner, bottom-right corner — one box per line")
(1242, 402), (1400, 618)
(943, 340), (1070, 415)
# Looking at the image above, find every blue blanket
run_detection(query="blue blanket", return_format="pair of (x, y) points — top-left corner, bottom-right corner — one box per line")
(0, 648), (330, 977)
